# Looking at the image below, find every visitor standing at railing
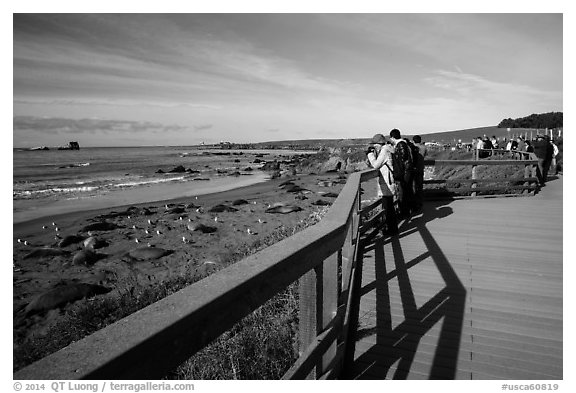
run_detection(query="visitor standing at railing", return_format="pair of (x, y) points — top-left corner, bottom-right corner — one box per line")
(516, 137), (526, 159)
(366, 134), (398, 233)
(551, 140), (559, 175)
(412, 135), (427, 211)
(532, 135), (554, 186)
(389, 129), (414, 218)
(366, 133), (396, 199)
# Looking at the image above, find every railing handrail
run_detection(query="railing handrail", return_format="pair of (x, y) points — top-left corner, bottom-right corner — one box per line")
(14, 169), (379, 380)
(13, 154), (540, 380)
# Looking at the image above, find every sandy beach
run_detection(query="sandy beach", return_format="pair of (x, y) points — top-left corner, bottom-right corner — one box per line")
(13, 170), (371, 358)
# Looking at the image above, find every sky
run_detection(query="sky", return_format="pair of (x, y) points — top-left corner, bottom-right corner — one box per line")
(12, 12), (563, 147)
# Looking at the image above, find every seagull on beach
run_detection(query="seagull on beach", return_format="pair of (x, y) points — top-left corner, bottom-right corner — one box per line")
(257, 218), (266, 224)
(156, 230), (162, 236)
(42, 225), (48, 229)
(247, 228), (257, 235)
(52, 222), (57, 226)
(135, 238), (140, 243)
(144, 229), (150, 235)
(54, 227), (60, 232)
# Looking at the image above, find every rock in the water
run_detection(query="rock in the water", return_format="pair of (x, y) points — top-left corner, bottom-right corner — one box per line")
(128, 247), (172, 261)
(24, 283), (112, 317)
(168, 165), (186, 173)
(58, 235), (85, 248)
(24, 248), (70, 259)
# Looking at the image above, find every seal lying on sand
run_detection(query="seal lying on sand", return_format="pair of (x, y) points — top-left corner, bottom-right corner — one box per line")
(82, 221), (120, 232)
(24, 283), (112, 317)
(24, 248), (70, 259)
(231, 199), (249, 206)
(265, 205), (303, 214)
(83, 236), (109, 250)
(58, 235), (85, 248)
(312, 199), (332, 206)
(208, 204), (238, 213)
(72, 249), (104, 266)
(187, 223), (217, 233)
(128, 247), (172, 261)
(166, 206), (186, 214)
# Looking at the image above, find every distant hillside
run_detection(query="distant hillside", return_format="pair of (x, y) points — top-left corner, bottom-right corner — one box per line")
(498, 112), (562, 129)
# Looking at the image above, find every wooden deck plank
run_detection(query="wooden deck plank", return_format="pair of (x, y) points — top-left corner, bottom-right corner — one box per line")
(346, 176), (562, 380)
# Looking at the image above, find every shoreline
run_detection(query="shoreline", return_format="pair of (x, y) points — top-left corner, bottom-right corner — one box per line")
(13, 174), (298, 236)
(13, 170), (359, 361)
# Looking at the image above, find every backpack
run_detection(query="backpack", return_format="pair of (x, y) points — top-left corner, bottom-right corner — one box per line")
(387, 140), (413, 181)
(405, 140), (423, 171)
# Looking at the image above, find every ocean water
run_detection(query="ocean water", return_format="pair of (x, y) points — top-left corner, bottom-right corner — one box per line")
(13, 146), (309, 223)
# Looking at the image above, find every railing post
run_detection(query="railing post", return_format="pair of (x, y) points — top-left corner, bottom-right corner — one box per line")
(298, 255), (338, 379)
(524, 164), (531, 194)
(471, 164), (477, 197)
(299, 266), (321, 379)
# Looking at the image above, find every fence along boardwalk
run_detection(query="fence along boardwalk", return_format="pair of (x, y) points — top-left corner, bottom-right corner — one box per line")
(346, 176), (562, 379)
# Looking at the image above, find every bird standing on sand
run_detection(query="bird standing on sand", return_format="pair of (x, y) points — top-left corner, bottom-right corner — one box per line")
(52, 222), (57, 226)
(144, 229), (150, 235)
(135, 238), (140, 243)
(247, 228), (257, 235)
(54, 227), (60, 232)
(156, 230), (162, 236)
(42, 225), (48, 229)
(258, 218), (266, 224)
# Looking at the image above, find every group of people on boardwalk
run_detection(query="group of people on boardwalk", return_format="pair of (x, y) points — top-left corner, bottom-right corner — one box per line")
(475, 134), (560, 186)
(366, 129), (426, 230)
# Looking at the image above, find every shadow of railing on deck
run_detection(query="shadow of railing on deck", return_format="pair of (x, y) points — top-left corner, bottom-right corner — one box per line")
(347, 201), (467, 379)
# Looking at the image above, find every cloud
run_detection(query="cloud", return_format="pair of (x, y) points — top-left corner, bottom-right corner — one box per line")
(13, 116), (189, 134)
(193, 124), (213, 132)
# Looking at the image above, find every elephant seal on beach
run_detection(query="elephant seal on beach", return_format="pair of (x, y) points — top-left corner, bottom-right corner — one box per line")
(187, 223), (217, 233)
(208, 204), (238, 213)
(128, 247), (172, 261)
(265, 205), (303, 214)
(72, 249), (104, 266)
(24, 248), (70, 259)
(83, 236), (109, 250)
(82, 221), (120, 232)
(24, 283), (112, 317)
(312, 199), (332, 206)
(231, 199), (249, 206)
(58, 235), (85, 248)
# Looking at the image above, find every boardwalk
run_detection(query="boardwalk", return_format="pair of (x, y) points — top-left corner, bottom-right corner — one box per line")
(346, 176), (563, 380)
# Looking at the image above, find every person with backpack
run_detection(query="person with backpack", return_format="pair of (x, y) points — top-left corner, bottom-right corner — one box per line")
(366, 133), (398, 234)
(411, 135), (427, 211)
(389, 128), (414, 218)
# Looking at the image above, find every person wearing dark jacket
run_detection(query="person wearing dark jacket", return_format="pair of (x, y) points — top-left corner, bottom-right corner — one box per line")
(389, 128), (414, 217)
(532, 135), (554, 185)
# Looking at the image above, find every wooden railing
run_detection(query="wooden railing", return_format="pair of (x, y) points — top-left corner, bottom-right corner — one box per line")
(14, 169), (384, 380)
(424, 153), (540, 199)
(14, 155), (541, 380)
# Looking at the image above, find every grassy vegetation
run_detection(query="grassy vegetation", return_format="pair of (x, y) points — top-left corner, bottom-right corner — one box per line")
(14, 208), (329, 376)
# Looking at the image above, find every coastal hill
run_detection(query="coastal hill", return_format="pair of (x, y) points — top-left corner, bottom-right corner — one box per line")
(252, 125), (554, 149)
